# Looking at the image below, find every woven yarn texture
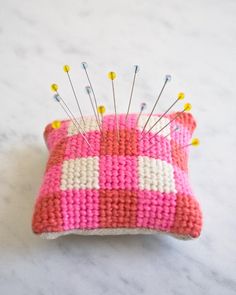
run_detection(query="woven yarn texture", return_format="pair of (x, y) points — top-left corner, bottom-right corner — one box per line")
(32, 113), (202, 239)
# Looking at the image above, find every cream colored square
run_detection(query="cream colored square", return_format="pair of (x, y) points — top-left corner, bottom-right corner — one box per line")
(138, 156), (176, 193)
(68, 116), (99, 136)
(138, 115), (170, 138)
(61, 157), (99, 190)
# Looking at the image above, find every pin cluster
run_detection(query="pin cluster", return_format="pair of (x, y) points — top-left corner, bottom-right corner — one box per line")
(50, 63), (200, 150)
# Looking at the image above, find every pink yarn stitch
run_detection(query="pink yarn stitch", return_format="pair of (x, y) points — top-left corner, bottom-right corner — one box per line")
(32, 112), (202, 239)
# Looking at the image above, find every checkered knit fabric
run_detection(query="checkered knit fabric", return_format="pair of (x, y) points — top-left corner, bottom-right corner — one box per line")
(32, 112), (202, 239)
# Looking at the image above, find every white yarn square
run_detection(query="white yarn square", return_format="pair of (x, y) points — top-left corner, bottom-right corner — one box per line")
(61, 157), (99, 190)
(138, 156), (176, 193)
(138, 115), (170, 138)
(68, 116), (99, 136)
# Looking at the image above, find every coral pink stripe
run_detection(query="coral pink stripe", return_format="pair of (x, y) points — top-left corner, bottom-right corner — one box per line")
(61, 189), (99, 230)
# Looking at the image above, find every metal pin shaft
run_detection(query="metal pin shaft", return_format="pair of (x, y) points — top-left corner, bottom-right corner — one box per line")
(82, 64), (101, 126)
(56, 93), (90, 146)
(148, 109), (186, 142)
(86, 87), (101, 131)
(140, 97), (179, 140)
(125, 65), (139, 122)
(111, 79), (119, 142)
(66, 72), (86, 125)
(141, 78), (169, 134)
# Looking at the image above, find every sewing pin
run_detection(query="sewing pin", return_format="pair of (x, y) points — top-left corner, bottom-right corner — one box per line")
(125, 65), (140, 123)
(179, 138), (200, 149)
(148, 103), (192, 142)
(97, 105), (106, 139)
(136, 102), (147, 126)
(141, 92), (184, 139)
(85, 86), (101, 131)
(144, 126), (179, 152)
(51, 120), (61, 129)
(51, 84), (90, 146)
(141, 74), (171, 134)
(63, 65), (85, 125)
(97, 105), (106, 123)
(108, 71), (119, 142)
(81, 62), (100, 125)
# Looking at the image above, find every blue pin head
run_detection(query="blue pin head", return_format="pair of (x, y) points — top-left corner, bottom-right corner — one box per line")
(53, 94), (60, 102)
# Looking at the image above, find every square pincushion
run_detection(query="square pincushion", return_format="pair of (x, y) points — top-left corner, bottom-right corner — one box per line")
(32, 113), (202, 239)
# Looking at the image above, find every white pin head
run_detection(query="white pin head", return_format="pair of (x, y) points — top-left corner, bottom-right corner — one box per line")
(134, 65), (140, 73)
(165, 74), (172, 82)
(81, 62), (88, 70)
(85, 86), (91, 94)
(141, 102), (147, 111)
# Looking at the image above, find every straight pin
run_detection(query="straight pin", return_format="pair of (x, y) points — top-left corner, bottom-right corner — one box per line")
(179, 138), (200, 149)
(53, 95), (91, 147)
(51, 120), (61, 129)
(81, 62), (101, 126)
(125, 65), (140, 122)
(98, 105), (106, 140)
(63, 65), (86, 126)
(141, 92), (184, 140)
(147, 103), (192, 142)
(141, 74), (171, 134)
(51, 84), (90, 147)
(108, 71), (119, 142)
(97, 105), (106, 124)
(85, 86), (101, 131)
(136, 102), (147, 126)
(144, 126), (179, 152)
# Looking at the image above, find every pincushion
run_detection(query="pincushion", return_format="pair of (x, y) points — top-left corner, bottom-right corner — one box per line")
(32, 112), (202, 239)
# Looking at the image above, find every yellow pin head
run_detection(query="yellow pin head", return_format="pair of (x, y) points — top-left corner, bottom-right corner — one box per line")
(51, 83), (58, 92)
(98, 105), (106, 115)
(178, 92), (185, 100)
(191, 138), (200, 147)
(63, 65), (70, 72)
(184, 103), (192, 111)
(108, 71), (116, 80)
(51, 120), (61, 129)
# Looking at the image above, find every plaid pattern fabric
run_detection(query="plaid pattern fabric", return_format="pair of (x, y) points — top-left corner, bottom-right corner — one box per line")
(32, 113), (202, 239)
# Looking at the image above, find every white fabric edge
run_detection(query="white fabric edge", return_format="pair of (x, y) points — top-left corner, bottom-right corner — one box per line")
(39, 228), (193, 241)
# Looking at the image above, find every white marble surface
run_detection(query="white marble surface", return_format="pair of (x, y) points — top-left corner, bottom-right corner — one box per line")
(0, 0), (236, 294)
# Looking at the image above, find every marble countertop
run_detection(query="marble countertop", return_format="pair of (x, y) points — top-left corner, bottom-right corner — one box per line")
(0, 0), (235, 294)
